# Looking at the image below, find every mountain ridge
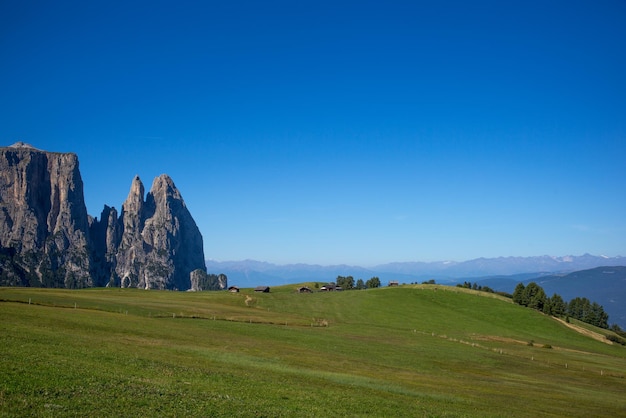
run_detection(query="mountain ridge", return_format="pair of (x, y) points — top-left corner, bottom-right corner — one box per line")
(207, 254), (626, 287)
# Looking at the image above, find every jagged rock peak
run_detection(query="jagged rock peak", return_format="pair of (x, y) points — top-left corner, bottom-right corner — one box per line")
(149, 174), (183, 202)
(122, 175), (145, 213)
(114, 172), (206, 290)
(129, 175), (145, 200)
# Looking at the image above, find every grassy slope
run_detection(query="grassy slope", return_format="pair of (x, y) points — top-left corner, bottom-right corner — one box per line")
(1, 285), (625, 417)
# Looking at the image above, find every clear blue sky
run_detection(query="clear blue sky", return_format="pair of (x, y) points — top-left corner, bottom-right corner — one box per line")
(1, 1), (625, 265)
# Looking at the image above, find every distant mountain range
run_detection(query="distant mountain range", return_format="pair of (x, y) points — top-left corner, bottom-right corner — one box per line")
(535, 266), (626, 323)
(206, 254), (626, 328)
(207, 254), (626, 287)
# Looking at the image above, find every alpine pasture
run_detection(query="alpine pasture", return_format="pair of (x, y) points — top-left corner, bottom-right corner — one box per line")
(1, 285), (625, 417)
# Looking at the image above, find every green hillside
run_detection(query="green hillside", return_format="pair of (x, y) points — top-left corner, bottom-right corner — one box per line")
(1, 285), (625, 417)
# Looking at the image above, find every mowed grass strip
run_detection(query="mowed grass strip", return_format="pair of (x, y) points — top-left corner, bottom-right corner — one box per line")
(1, 286), (625, 417)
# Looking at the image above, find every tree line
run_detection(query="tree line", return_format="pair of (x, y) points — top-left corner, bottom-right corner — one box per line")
(456, 281), (512, 298)
(331, 275), (381, 290)
(512, 282), (609, 329)
(457, 281), (495, 293)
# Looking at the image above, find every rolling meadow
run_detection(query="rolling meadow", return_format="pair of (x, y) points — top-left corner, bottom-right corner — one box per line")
(1, 285), (625, 417)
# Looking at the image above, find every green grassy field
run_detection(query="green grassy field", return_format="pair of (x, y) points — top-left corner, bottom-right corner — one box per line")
(1, 284), (625, 417)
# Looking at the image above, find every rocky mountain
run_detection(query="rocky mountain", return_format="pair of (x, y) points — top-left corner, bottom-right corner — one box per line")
(0, 142), (223, 291)
(89, 174), (212, 290)
(0, 142), (93, 288)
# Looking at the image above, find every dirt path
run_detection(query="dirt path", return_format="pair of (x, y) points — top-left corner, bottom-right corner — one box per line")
(553, 317), (612, 345)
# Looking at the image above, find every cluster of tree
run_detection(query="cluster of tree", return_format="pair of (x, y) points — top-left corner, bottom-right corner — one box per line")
(335, 275), (381, 290)
(607, 324), (626, 346)
(0, 247), (76, 288)
(566, 296), (609, 329)
(611, 324), (626, 338)
(512, 282), (609, 329)
(457, 281), (495, 293)
(456, 281), (512, 298)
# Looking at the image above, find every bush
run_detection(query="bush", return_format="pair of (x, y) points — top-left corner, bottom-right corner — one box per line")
(606, 334), (626, 346)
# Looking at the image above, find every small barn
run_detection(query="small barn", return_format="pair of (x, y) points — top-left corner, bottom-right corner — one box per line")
(254, 286), (270, 293)
(298, 286), (312, 293)
(389, 280), (399, 287)
(228, 286), (240, 293)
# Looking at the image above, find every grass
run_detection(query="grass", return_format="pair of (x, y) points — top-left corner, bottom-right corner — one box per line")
(1, 284), (625, 417)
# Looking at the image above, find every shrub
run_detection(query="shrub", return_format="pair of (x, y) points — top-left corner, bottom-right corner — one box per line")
(605, 334), (626, 346)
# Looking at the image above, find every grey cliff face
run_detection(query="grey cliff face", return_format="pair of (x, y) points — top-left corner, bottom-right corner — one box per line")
(0, 143), (93, 287)
(89, 205), (120, 286)
(1, 143), (220, 291)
